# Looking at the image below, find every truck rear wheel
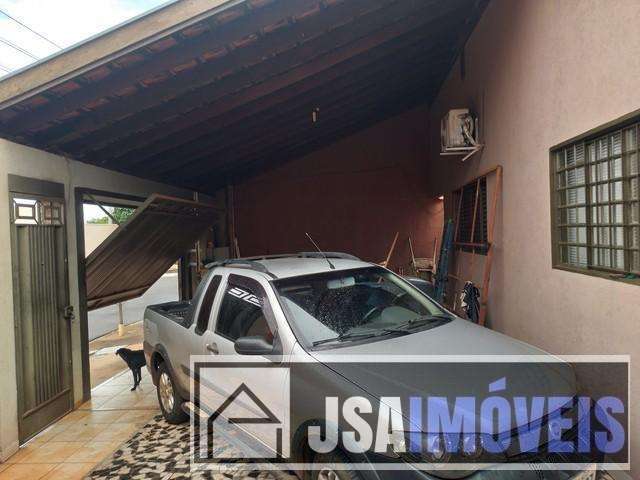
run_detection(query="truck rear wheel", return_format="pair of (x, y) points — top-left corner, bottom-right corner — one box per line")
(156, 362), (188, 424)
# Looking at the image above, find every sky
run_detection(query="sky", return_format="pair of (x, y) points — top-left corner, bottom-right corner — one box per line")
(0, 0), (167, 76)
(84, 204), (111, 222)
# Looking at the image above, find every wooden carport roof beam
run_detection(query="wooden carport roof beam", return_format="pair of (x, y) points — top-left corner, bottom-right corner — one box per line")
(136, 53), (449, 177)
(0, 0), (489, 193)
(148, 48), (452, 178)
(43, 0), (434, 152)
(90, 2), (462, 168)
(197, 82), (431, 191)
(2, 0), (319, 134)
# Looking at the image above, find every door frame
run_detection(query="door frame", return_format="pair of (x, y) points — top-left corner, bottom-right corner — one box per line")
(8, 174), (72, 442)
(74, 187), (146, 401)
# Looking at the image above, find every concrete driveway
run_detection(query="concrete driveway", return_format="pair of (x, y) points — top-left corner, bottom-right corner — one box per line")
(88, 272), (178, 341)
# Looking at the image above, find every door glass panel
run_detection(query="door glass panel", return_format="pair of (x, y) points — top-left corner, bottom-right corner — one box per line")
(216, 283), (274, 343)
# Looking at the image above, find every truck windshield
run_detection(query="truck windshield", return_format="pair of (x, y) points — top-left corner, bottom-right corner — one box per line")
(273, 267), (451, 348)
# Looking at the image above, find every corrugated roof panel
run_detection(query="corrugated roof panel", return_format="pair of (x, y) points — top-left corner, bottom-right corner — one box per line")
(85, 194), (219, 310)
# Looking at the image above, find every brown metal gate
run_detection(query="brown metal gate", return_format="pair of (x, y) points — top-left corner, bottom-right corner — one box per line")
(10, 192), (73, 442)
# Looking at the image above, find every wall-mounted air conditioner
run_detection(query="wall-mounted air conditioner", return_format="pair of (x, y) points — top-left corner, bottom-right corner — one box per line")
(440, 108), (483, 162)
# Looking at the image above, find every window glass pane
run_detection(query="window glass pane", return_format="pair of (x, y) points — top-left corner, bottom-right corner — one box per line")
(612, 249), (624, 269)
(612, 227), (624, 247)
(564, 187), (585, 205)
(631, 203), (640, 224)
(576, 143), (585, 164)
(595, 162), (609, 182)
(629, 152), (639, 176)
(597, 248), (611, 267)
(612, 181), (623, 201)
(597, 184), (609, 202)
(578, 227), (587, 243)
(587, 142), (596, 163)
(598, 137), (609, 159)
(631, 251), (640, 273)
(566, 167), (585, 186)
(599, 227), (610, 245)
(566, 147), (575, 167)
(556, 151), (565, 170)
(630, 227), (640, 249)
(577, 207), (586, 223)
(557, 172), (566, 188)
(612, 204), (624, 224)
(629, 177), (639, 200)
(578, 247), (587, 267)
(611, 157), (623, 178)
(624, 127), (637, 152)
(598, 137), (608, 160)
(216, 283), (273, 343)
(560, 246), (568, 263)
(612, 131), (622, 155)
(558, 208), (567, 224)
(598, 205), (610, 223)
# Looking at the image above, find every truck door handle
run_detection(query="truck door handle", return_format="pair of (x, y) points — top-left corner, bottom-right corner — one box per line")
(206, 343), (218, 355)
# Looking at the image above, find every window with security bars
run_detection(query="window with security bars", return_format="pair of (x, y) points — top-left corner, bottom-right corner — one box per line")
(456, 177), (488, 254)
(552, 123), (640, 275)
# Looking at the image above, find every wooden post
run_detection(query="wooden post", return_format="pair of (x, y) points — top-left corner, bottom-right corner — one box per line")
(381, 231), (399, 268)
(479, 166), (502, 326)
(117, 302), (124, 336)
(468, 179), (481, 281)
(451, 189), (465, 310)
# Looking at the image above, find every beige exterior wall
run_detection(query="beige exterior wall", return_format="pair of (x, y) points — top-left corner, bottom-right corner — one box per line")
(84, 224), (119, 256)
(0, 138), (195, 461)
(428, 0), (640, 472)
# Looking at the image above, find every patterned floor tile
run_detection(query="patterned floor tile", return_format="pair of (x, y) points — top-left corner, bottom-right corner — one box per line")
(87, 415), (296, 480)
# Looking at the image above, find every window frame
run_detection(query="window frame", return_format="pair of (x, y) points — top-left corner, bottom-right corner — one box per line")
(550, 112), (640, 285)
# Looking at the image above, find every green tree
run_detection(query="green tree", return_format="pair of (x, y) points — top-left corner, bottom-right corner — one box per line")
(112, 207), (135, 224)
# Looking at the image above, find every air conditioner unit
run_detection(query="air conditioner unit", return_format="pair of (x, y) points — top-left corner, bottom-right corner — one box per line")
(440, 108), (483, 161)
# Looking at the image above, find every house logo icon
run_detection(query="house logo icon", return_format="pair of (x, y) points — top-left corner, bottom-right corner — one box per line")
(207, 382), (283, 458)
(192, 361), (290, 463)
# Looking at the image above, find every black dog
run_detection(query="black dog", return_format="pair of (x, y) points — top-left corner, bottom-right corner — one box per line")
(115, 348), (146, 391)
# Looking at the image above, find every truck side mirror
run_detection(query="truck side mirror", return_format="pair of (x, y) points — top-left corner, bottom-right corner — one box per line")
(234, 336), (275, 355)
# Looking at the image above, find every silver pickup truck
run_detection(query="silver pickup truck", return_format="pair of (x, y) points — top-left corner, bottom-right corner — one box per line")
(143, 253), (599, 480)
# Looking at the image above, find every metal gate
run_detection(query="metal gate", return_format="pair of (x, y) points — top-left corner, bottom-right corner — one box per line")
(10, 192), (73, 442)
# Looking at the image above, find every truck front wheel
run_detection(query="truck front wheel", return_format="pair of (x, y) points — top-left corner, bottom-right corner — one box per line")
(156, 362), (188, 424)
(312, 450), (363, 480)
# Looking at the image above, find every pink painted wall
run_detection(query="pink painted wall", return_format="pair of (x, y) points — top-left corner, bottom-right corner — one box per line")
(429, 0), (640, 473)
(234, 105), (443, 272)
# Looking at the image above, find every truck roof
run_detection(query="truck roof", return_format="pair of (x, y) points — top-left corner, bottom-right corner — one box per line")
(207, 253), (374, 279)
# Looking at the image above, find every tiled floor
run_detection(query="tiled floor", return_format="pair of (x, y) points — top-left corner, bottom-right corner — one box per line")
(0, 368), (159, 480)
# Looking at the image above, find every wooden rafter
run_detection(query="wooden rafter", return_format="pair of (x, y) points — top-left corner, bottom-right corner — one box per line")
(96, 19), (456, 168)
(0, 0), (489, 193)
